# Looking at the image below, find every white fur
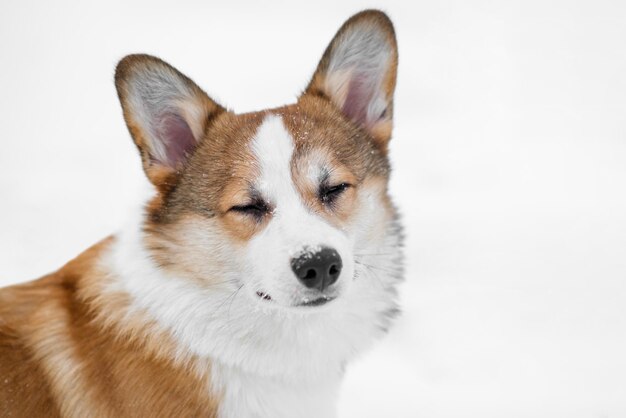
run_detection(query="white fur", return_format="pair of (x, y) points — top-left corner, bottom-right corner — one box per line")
(246, 115), (354, 305)
(103, 115), (403, 418)
(212, 362), (340, 418)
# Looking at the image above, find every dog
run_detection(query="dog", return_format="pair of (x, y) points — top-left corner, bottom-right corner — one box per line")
(0, 9), (403, 418)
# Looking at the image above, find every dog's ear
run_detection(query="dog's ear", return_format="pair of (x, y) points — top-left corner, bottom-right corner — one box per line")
(115, 54), (225, 186)
(303, 10), (398, 150)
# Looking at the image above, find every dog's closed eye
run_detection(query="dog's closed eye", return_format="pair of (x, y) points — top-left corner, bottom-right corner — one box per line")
(319, 183), (351, 206)
(230, 200), (271, 219)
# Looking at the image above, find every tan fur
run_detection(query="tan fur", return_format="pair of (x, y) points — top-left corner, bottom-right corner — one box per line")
(143, 98), (390, 266)
(0, 93), (388, 413)
(0, 239), (220, 417)
(1, 10), (399, 416)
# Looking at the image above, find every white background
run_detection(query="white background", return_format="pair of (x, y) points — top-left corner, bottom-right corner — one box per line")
(1, 1), (626, 417)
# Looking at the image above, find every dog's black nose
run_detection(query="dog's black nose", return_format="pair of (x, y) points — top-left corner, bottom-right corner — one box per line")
(291, 247), (342, 292)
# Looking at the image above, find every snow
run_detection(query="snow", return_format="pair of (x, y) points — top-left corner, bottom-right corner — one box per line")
(1, 0), (626, 417)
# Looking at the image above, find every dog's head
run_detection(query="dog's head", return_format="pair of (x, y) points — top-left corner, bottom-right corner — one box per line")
(114, 11), (401, 319)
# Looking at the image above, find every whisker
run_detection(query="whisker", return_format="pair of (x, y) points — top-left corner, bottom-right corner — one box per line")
(354, 261), (398, 275)
(211, 284), (244, 316)
(354, 252), (397, 257)
(202, 279), (240, 288)
(355, 261), (385, 289)
(227, 284), (245, 320)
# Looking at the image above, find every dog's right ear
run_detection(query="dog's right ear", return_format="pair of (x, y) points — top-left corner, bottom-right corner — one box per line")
(115, 54), (225, 187)
(303, 10), (398, 151)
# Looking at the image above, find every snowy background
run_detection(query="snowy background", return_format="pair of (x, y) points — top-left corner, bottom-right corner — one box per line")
(2, 0), (626, 416)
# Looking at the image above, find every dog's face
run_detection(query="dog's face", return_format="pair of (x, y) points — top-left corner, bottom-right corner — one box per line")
(114, 11), (400, 314)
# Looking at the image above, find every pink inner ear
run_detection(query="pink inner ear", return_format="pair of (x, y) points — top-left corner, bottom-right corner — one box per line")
(341, 73), (376, 129)
(158, 112), (196, 168)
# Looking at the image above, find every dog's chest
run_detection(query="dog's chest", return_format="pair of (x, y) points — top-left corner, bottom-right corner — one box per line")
(212, 363), (341, 418)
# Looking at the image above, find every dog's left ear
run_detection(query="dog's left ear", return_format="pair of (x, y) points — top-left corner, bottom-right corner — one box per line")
(303, 10), (398, 150)
(115, 54), (225, 187)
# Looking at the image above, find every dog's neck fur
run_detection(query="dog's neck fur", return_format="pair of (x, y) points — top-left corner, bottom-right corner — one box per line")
(98, 189), (401, 418)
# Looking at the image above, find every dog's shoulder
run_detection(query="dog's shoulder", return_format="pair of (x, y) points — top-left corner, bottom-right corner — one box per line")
(0, 239), (112, 417)
(0, 275), (64, 417)
(0, 237), (113, 335)
(0, 238), (222, 417)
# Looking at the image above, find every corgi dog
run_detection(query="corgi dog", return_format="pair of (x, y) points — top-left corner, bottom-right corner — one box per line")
(0, 9), (403, 418)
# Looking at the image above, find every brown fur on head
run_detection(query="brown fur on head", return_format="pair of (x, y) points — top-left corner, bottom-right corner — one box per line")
(111, 10), (401, 307)
(1, 10), (403, 418)
(114, 12), (397, 233)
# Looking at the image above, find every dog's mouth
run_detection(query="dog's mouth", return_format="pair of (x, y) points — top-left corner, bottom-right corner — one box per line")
(255, 291), (336, 307)
(297, 296), (336, 307)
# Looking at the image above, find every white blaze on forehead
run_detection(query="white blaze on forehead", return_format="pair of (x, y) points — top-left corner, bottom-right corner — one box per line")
(247, 114), (355, 303)
(251, 116), (328, 197)
(250, 114), (297, 206)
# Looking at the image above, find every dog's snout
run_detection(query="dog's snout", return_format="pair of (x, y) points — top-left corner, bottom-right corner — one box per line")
(291, 247), (342, 292)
